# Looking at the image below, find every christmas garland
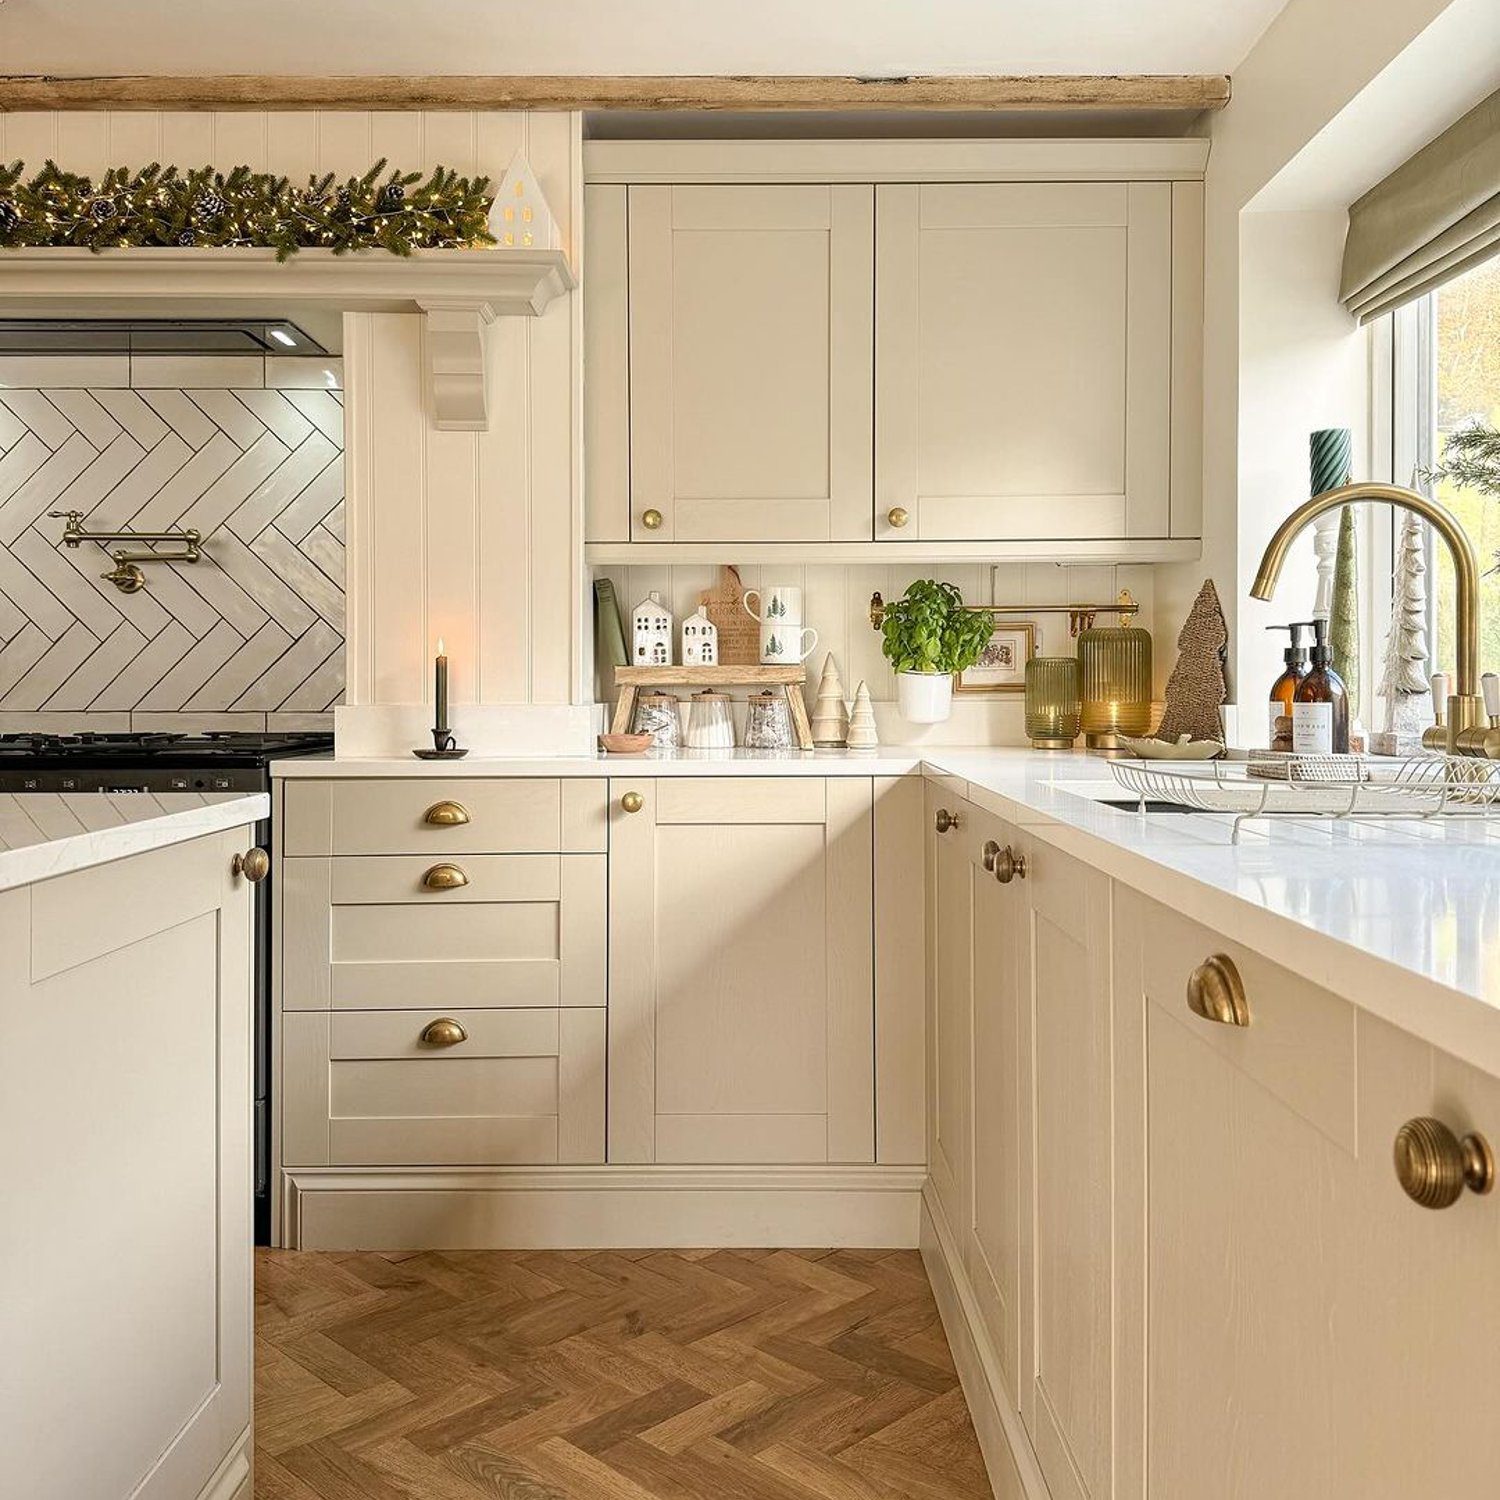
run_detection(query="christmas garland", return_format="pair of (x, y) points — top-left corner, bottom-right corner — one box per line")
(0, 159), (495, 260)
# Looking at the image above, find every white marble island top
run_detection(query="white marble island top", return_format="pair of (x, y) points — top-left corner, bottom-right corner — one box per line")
(0, 791), (269, 893)
(275, 744), (1500, 1071)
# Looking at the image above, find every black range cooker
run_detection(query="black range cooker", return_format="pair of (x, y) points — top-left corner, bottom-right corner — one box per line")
(0, 730), (334, 1243)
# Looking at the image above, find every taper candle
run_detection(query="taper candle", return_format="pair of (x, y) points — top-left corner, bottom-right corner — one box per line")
(435, 639), (449, 734)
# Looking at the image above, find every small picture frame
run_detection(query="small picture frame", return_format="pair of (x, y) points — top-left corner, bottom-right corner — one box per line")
(955, 614), (1036, 694)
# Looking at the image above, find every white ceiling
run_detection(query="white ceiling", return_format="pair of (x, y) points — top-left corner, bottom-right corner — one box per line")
(0, 0), (1290, 78)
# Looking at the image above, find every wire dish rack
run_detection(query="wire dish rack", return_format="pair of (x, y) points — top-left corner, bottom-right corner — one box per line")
(1108, 754), (1500, 842)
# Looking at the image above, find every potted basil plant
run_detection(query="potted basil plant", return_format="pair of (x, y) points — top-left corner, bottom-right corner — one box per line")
(880, 579), (995, 724)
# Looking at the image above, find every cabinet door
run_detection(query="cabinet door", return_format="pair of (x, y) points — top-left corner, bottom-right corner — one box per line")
(965, 807), (1026, 1411)
(926, 783), (973, 1236)
(625, 183), (874, 543)
(1022, 840), (1115, 1500)
(608, 777), (874, 1164)
(876, 181), (1172, 542)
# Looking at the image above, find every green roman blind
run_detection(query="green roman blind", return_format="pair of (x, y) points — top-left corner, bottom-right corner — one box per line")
(1340, 88), (1500, 324)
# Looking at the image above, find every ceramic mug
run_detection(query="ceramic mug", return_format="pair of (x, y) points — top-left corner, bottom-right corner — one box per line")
(760, 623), (819, 664)
(742, 585), (802, 625)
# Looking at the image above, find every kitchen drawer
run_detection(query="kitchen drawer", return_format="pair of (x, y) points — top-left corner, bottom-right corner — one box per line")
(649, 776), (827, 825)
(282, 853), (606, 1011)
(281, 777), (608, 856)
(1139, 896), (1356, 1151)
(282, 1006), (606, 1166)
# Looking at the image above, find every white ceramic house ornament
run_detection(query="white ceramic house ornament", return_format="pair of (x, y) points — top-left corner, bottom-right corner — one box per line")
(488, 152), (559, 249)
(681, 607), (718, 667)
(632, 592), (674, 666)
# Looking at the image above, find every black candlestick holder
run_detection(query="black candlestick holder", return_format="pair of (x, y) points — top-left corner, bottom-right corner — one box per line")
(413, 725), (469, 760)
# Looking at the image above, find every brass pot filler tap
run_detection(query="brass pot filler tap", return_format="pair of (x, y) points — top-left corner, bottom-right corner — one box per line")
(1251, 481), (1484, 756)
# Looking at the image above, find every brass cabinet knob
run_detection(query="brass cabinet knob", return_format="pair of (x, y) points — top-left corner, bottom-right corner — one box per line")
(620, 791), (645, 814)
(231, 847), (269, 883)
(421, 862), (470, 891)
(641, 508), (664, 531)
(423, 800), (470, 827)
(887, 506), (910, 529)
(934, 807), (960, 834)
(1394, 1117), (1495, 1209)
(1185, 953), (1250, 1027)
(420, 1017), (468, 1047)
(981, 839), (1001, 872)
(994, 845), (1027, 884)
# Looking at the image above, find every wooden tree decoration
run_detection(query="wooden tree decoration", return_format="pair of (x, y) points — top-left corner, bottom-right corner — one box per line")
(1155, 579), (1228, 744)
(811, 653), (849, 746)
(846, 681), (879, 750)
(1377, 511), (1435, 743)
(1329, 505), (1360, 720)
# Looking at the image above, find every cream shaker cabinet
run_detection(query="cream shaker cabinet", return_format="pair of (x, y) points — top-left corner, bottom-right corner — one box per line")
(587, 182), (875, 544)
(877, 181), (1195, 543)
(1121, 889), (1500, 1500)
(1, 829), (254, 1500)
(608, 776), (875, 1163)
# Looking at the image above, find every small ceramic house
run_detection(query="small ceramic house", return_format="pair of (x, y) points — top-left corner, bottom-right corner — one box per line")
(632, 591), (674, 666)
(487, 150), (560, 249)
(681, 607), (718, 667)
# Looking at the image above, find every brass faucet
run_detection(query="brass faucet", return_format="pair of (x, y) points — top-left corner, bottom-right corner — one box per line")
(1250, 481), (1482, 753)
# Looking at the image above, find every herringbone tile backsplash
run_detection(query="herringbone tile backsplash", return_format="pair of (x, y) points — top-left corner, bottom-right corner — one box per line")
(0, 354), (345, 732)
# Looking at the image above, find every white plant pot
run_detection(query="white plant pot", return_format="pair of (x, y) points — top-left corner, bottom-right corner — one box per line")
(897, 671), (953, 724)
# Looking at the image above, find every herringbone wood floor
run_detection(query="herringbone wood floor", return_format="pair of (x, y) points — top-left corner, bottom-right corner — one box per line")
(254, 1247), (993, 1499)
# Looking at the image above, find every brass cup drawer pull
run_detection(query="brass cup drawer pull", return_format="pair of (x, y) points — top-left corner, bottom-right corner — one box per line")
(422, 800), (470, 827)
(231, 847), (270, 883)
(994, 845), (1027, 884)
(1185, 953), (1249, 1027)
(934, 808), (960, 834)
(981, 839), (1001, 872)
(421, 862), (470, 891)
(1394, 1117), (1495, 1209)
(420, 1017), (468, 1047)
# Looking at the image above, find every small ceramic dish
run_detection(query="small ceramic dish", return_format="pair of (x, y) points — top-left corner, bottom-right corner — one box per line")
(1117, 734), (1225, 761)
(599, 732), (654, 755)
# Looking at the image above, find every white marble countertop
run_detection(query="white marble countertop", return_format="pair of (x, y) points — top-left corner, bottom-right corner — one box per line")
(270, 743), (1500, 1071)
(0, 791), (269, 893)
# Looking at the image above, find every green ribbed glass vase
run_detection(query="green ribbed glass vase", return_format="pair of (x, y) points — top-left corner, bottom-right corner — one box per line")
(1078, 624), (1153, 751)
(1024, 657), (1081, 749)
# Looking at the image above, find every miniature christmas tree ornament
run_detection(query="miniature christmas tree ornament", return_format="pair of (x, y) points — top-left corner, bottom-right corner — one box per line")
(811, 654), (850, 747)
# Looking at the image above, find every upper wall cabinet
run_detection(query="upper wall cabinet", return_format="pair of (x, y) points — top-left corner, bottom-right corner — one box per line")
(585, 140), (1206, 561)
(588, 182), (874, 544)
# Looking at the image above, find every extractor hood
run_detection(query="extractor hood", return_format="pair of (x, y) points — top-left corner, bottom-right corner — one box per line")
(0, 317), (328, 355)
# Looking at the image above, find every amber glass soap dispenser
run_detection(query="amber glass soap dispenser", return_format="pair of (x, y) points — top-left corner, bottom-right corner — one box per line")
(1267, 622), (1312, 753)
(1291, 618), (1349, 754)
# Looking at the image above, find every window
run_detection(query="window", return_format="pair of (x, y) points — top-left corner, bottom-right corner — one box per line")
(1382, 254), (1500, 699)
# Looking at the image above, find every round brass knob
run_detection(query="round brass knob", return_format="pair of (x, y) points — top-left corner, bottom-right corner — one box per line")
(423, 800), (470, 827)
(887, 506), (910, 529)
(1394, 1117), (1495, 1209)
(1185, 953), (1249, 1027)
(421, 862), (470, 891)
(981, 839), (1001, 872)
(934, 808), (959, 834)
(420, 1017), (468, 1047)
(641, 508), (664, 531)
(994, 845), (1027, 884)
(231, 847), (269, 883)
(621, 791), (644, 814)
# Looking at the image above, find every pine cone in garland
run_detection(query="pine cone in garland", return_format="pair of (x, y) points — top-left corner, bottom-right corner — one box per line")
(336, 187), (353, 213)
(0, 199), (17, 234)
(379, 181), (406, 211)
(89, 197), (118, 221)
(177, 229), (196, 246)
(194, 190), (228, 220)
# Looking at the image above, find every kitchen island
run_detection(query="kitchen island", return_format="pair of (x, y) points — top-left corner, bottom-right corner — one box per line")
(272, 747), (1500, 1499)
(0, 791), (267, 1500)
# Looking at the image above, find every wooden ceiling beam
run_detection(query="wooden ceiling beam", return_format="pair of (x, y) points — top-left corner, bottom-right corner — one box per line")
(0, 73), (1231, 114)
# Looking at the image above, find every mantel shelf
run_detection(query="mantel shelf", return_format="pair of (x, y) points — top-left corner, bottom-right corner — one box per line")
(0, 247), (576, 430)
